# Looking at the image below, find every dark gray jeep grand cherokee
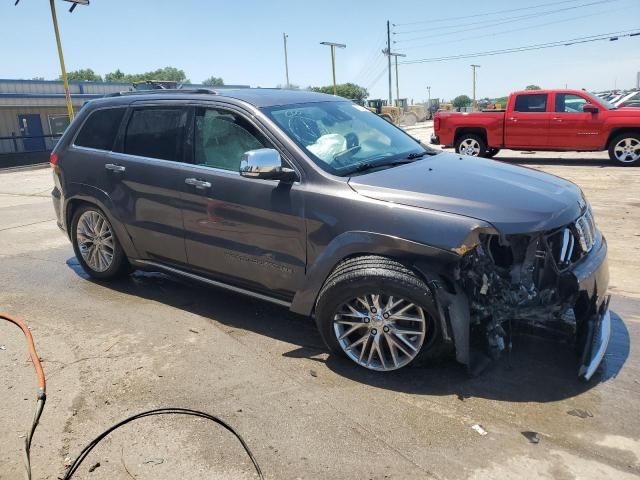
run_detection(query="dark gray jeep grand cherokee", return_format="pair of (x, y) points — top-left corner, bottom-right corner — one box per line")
(51, 88), (610, 379)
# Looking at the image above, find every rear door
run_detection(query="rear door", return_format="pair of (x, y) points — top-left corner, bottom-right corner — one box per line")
(504, 93), (551, 149)
(549, 92), (604, 150)
(105, 104), (192, 265)
(180, 104), (306, 299)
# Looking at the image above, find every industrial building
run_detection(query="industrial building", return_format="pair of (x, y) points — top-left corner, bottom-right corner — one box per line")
(0, 78), (248, 166)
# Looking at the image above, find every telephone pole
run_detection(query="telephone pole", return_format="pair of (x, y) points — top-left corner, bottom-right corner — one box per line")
(386, 20), (392, 105)
(426, 85), (431, 115)
(387, 51), (406, 106)
(320, 41), (346, 95)
(471, 64), (480, 111)
(283, 33), (290, 88)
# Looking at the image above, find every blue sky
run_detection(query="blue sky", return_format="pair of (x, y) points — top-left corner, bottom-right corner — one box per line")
(2, 0), (639, 102)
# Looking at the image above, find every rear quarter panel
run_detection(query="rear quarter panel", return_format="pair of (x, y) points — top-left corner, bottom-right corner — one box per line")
(435, 111), (505, 147)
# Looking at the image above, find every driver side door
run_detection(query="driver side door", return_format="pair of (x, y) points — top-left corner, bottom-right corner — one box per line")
(180, 105), (307, 300)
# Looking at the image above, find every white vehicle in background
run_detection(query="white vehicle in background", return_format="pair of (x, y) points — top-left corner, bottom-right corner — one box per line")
(616, 91), (640, 107)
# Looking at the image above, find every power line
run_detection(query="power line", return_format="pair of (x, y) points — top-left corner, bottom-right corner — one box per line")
(352, 33), (387, 82)
(393, 0), (589, 27)
(394, 0), (616, 42)
(366, 65), (389, 91)
(399, 29), (640, 64)
(357, 53), (387, 86)
(400, 8), (610, 51)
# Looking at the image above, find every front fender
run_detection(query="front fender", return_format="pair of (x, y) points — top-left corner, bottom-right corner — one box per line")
(289, 230), (460, 316)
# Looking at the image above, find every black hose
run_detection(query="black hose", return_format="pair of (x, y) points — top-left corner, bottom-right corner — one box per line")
(62, 408), (264, 479)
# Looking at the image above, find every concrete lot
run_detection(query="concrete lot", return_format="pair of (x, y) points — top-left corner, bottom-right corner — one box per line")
(1, 131), (640, 479)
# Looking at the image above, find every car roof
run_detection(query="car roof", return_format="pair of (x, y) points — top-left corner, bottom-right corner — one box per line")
(90, 88), (345, 109)
(509, 89), (593, 96)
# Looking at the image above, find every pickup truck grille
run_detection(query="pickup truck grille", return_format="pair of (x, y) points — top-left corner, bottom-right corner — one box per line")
(549, 210), (597, 269)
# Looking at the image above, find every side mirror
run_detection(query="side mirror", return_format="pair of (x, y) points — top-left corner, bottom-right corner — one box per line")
(239, 148), (297, 182)
(583, 103), (599, 114)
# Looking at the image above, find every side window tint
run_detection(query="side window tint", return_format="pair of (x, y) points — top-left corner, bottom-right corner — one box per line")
(75, 108), (125, 150)
(555, 94), (588, 113)
(514, 94), (548, 113)
(194, 108), (269, 171)
(124, 108), (187, 161)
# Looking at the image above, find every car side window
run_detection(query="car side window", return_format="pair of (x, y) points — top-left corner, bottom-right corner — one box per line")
(555, 94), (588, 113)
(514, 94), (548, 113)
(124, 108), (188, 161)
(194, 107), (269, 171)
(74, 108), (125, 150)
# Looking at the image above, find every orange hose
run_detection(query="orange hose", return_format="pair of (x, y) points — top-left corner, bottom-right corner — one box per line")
(0, 313), (46, 392)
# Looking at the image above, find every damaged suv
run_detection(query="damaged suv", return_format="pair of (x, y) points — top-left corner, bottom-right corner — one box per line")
(50, 88), (610, 380)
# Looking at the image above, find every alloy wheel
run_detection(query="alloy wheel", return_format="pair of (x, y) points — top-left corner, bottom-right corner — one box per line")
(614, 137), (640, 163)
(76, 210), (115, 272)
(333, 293), (427, 371)
(459, 138), (481, 156)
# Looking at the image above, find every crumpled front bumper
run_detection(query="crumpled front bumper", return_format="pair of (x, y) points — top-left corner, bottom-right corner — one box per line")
(571, 234), (611, 380)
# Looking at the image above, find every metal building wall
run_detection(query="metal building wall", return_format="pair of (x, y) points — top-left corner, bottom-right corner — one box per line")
(0, 106), (69, 153)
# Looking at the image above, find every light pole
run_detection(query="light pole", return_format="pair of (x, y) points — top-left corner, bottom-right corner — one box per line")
(471, 64), (480, 111)
(383, 49), (406, 107)
(283, 33), (290, 88)
(320, 41), (346, 95)
(426, 86), (431, 117)
(16, 0), (90, 121)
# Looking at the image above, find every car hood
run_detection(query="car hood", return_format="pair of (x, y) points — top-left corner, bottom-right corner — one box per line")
(348, 152), (584, 234)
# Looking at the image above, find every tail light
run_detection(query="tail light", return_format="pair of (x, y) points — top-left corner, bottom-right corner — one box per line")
(49, 152), (60, 167)
(434, 117), (440, 131)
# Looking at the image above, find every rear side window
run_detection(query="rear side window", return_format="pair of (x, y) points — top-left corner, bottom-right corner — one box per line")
(74, 108), (125, 150)
(124, 108), (188, 161)
(514, 94), (548, 113)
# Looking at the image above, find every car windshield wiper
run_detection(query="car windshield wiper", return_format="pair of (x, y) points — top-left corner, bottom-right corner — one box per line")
(347, 159), (414, 174)
(405, 151), (430, 160)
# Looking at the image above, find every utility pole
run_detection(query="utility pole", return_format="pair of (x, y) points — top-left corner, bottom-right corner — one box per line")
(50, 0), (75, 120)
(283, 33), (290, 88)
(393, 52), (407, 106)
(426, 85), (431, 115)
(471, 64), (480, 111)
(320, 41), (346, 95)
(387, 20), (392, 105)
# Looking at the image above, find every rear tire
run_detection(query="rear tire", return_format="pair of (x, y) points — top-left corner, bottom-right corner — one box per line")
(455, 134), (487, 157)
(402, 112), (418, 126)
(315, 256), (444, 371)
(380, 114), (394, 123)
(71, 205), (130, 280)
(608, 133), (640, 166)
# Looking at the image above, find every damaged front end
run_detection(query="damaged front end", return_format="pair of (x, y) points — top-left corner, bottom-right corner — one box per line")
(449, 209), (610, 380)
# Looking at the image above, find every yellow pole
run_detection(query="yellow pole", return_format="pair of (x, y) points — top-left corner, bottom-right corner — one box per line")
(49, 0), (74, 121)
(330, 45), (337, 95)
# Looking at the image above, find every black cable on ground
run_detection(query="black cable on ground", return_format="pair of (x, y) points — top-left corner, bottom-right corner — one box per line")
(2, 312), (264, 480)
(61, 408), (264, 479)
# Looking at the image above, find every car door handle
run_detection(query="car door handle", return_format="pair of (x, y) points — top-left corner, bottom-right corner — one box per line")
(185, 178), (212, 189)
(105, 163), (126, 173)
(508, 117), (518, 122)
(552, 117), (563, 122)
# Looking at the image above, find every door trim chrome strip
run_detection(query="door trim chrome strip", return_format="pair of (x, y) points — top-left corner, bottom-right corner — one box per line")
(137, 260), (292, 308)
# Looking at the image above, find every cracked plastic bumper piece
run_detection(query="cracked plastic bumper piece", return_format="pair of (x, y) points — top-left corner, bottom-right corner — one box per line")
(579, 300), (612, 381)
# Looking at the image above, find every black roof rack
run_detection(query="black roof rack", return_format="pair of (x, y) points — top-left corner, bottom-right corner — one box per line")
(106, 88), (218, 97)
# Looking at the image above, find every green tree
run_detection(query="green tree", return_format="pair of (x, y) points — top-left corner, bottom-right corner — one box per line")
(104, 66), (189, 84)
(525, 84), (541, 90)
(310, 83), (369, 103)
(202, 76), (224, 86)
(452, 95), (472, 109)
(61, 68), (102, 82)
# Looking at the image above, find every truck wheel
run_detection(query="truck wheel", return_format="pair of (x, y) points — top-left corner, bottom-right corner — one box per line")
(455, 134), (487, 157)
(380, 114), (394, 123)
(608, 133), (640, 166)
(315, 256), (444, 371)
(71, 205), (131, 280)
(485, 148), (500, 158)
(402, 112), (418, 126)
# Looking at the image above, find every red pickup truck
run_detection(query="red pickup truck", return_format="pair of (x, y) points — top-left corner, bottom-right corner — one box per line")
(432, 89), (640, 165)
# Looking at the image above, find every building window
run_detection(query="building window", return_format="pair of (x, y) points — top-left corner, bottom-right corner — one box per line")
(48, 114), (70, 136)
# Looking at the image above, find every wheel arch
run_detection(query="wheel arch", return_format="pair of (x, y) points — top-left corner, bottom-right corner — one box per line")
(64, 187), (139, 259)
(606, 127), (640, 148)
(454, 127), (488, 146)
(289, 231), (460, 317)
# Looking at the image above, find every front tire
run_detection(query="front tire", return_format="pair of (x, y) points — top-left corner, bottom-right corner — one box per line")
(71, 205), (130, 280)
(315, 256), (443, 371)
(455, 134), (487, 157)
(608, 133), (640, 166)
